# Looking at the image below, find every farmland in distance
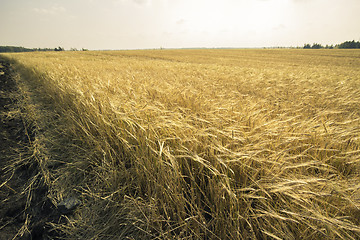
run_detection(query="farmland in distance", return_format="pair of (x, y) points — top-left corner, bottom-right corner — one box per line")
(2, 49), (360, 239)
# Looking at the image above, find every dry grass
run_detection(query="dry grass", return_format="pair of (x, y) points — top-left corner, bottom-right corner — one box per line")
(2, 49), (360, 239)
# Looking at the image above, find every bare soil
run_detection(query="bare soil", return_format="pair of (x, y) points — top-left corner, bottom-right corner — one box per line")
(0, 59), (61, 240)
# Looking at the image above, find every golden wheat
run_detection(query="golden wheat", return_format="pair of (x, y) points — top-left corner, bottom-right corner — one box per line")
(2, 49), (360, 239)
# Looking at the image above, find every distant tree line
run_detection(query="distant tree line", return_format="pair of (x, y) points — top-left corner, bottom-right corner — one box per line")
(337, 40), (360, 49)
(0, 46), (90, 52)
(0, 46), (66, 53)
(303, 40), (360, 49)
(0, 46), (88, 52)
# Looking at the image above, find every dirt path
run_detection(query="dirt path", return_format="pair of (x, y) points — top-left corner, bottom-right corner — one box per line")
(0, 59), (61, 240)
(0, 59), (30, 239)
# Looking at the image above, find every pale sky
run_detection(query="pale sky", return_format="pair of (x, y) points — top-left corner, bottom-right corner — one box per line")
(1, 0), (359, 50)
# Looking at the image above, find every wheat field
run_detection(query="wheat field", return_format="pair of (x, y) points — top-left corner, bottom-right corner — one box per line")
(3, 49), (360, 239)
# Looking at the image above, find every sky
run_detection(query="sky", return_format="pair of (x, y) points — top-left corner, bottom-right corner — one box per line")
(1, 0), (360, 50)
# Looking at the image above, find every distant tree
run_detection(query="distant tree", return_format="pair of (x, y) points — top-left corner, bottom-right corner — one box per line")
(303, 43), (324, 49)
(311, 43), (323, 49)
(54, 46), (64, 51)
